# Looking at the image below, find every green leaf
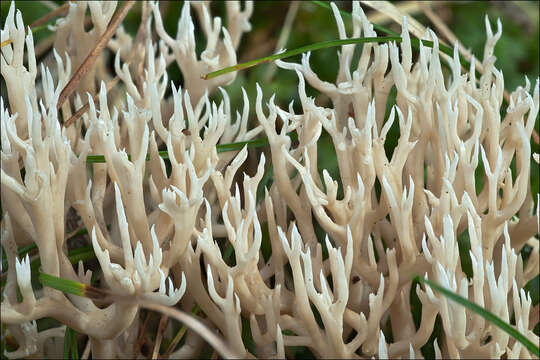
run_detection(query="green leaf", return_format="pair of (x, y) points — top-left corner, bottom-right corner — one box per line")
(416, 276), (540, 357)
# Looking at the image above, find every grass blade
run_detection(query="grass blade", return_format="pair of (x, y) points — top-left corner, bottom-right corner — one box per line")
(152, 314), (168, 359)
(203, 33), (470, 81)
(64, 327), (79, 359)
(202, 0), (473, 83)
(70, 327), (79, 360)
(416, 276), (540, 357)
(1, 245), (96, 289)
(27, 246), (96, 277)
(203, 36), (401, 80)
(39, 270), (107, 299)
(85, 131), (299, 164)
(39, 271), (88, 297)
(63, 326), (70, 359)
(39, 272), (241, 359)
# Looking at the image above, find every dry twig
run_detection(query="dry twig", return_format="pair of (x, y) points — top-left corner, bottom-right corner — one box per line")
(140, 301), (242, 359)
(62, 75), (120, 128)
(135, 311), (153, 357)
(264, 1), (300, 82)
(152, 314), (169, 359)
(56, 0), (135, 111)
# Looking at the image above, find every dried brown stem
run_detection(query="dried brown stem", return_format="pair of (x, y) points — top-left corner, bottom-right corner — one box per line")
(139, 301), (242, 359)
(62, 75), (120, 128)
(56, 0), (135, 111)
(152, 314), (169, 359)
(533, 129), (540, 145)
(420, 2), (473, 60)
(135, 311), (153, 356)
(129, 1), (151, 84)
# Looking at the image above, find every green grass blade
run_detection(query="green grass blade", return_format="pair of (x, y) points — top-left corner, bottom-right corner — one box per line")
(39, 271), (87, 297)
(63, 327), (78, 359)
(85, 154), (107, 163)
(63, 326), (70, 359)
(66, 246), (96, 265)
(70, 327), (79, 360)
(311, 1), (479, 81)
(30, 23), (52, 36)
(38, 270), (107, 299)
(2, 246), (96, 289)
(203, 36), (401, 80)
(217, 137), (270, 153)
(203, 34), (469, 81)
(202, 0), (475, 82)
(416, 276), (540, 357)
(85, 132), (298, 164)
